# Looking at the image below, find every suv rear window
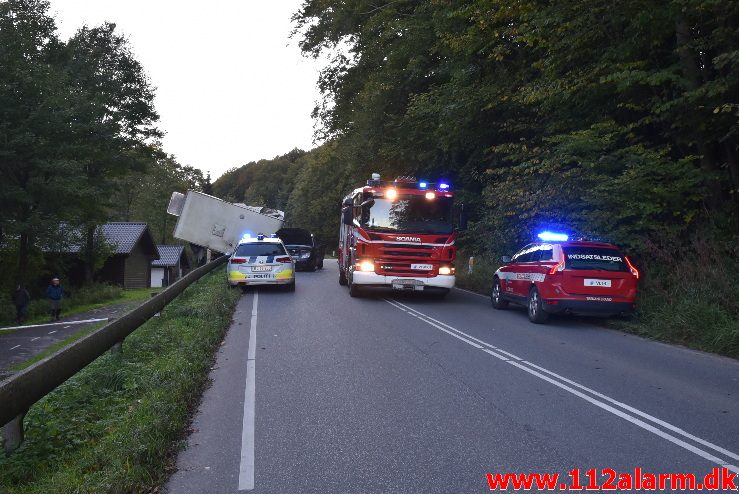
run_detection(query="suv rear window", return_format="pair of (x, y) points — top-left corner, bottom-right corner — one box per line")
(235, 243), (286, 257)
(562, 246), (628, 272)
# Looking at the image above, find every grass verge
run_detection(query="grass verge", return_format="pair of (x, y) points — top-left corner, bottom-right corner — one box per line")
(1, 286), (160, 328)
(0, 271), (240, 493)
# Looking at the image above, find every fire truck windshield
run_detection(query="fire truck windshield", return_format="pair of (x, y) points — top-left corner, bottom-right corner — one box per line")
(361, 195), (454, 234)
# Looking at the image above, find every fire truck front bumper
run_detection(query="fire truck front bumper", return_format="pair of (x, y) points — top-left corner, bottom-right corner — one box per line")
(352, 271), (455, 290)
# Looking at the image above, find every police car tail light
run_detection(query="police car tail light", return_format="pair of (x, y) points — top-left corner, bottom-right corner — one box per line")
(230, 258), (247, 264)
(275, 256), (292, 263)
(625, 256), (639, 279)
(548, 259), (565, 275)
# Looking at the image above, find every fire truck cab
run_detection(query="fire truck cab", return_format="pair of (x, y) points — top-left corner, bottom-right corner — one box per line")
(338, 174), (457, 297)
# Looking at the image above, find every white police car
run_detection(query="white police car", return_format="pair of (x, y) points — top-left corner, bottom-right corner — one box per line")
(227, 234), (295, 291)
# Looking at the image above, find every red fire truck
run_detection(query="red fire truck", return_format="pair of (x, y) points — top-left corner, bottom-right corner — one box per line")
(338, 174), (457, 297)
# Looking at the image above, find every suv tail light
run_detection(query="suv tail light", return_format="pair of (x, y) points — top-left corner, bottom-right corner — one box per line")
(230, 258), (247, 264)
(625, 256), (639, 279)
(548, 258), (565, 275)
(275, 256), (292, 263)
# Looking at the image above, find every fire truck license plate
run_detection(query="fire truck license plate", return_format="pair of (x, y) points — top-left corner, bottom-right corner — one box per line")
(392, 279), (424, 291)
(411, 264), (433, 271)
(584, 279), (611, 287)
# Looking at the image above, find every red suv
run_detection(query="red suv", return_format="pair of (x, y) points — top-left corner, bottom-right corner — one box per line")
(491, 235), (639, 323)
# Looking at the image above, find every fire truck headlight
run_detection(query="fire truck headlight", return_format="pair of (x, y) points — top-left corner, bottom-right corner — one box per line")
(385, 188), (398, 200)
(425, 192), (436, 200)
(438, 265), (454, 275)
(358, 260), (375, 272)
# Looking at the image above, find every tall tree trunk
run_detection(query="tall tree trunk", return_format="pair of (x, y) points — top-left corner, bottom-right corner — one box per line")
(676, 17), (723, 210)
(18, 232), (30, 285)
(84, 224), (96, 283)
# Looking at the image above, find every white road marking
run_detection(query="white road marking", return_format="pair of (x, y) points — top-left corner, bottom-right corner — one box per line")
(385, 298), (739, 474)
(454, 286), (489, 299)
(0, 318), (108, 332)
(48, 330), (57, 335)
(31, 337), (40, 342)
(10, 345), (21, 350)
(239, 291), (258, 491)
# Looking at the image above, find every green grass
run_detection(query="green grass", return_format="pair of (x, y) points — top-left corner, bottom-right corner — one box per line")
(0, 272), (240, 493)
(1, 286), (160, 328)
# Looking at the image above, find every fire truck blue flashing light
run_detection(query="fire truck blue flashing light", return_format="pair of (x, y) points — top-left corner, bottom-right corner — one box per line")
(438, 183), (450, 190)
(537, 231), (569, 242)
(419, 181), (428, 189)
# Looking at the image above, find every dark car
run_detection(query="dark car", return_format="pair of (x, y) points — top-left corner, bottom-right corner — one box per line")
(491, 234), (639, 323)
(276, 228), (325, 271)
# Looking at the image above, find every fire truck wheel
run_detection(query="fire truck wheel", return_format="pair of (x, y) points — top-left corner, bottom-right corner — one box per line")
(339, 269), (348, 285)
(349, 276), (363, 297)
(491, 278), (509, 309)
(527, 286), (549, 324)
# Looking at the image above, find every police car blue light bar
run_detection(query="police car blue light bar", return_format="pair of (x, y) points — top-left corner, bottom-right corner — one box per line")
(537, 231), (569, 242)
(257, 233), (265, 241)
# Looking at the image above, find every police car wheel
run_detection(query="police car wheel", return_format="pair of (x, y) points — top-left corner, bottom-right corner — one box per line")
(284, 281), (296, 292)
(491, 278), (509, 309)
(527, 287), (549, 324)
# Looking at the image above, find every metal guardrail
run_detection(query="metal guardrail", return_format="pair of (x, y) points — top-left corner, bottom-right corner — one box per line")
(0, 256), (227, 453)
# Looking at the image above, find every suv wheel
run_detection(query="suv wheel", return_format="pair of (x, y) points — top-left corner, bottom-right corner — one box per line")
(491, 278), (509, 309)
(527, 286), (549, 324)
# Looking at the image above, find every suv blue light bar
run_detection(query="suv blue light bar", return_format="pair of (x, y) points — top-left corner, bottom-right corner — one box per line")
(537, 231), (569, 242)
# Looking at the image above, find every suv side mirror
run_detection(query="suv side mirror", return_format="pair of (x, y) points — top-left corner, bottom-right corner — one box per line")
(501, 255), (512, 264)
(342, 207), (353, 226)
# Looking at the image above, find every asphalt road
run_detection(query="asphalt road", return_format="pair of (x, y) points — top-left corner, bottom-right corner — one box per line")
(0, 301), (141, 377)
(166, 262), (739, 494)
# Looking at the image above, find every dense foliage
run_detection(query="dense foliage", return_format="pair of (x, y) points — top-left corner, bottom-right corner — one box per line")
(0, 0), (206, 292)
(214, 0), (739, 354)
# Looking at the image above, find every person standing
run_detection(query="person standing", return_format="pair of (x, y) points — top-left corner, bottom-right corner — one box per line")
(46, 277), (64, 322)
(13, 284), (30, 325)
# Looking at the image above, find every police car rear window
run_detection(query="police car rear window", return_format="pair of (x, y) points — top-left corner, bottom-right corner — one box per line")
(562, 246), (628, 272)
(235, 243), (287, 257)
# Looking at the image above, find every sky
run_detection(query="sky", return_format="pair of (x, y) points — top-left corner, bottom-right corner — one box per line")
(49, 0), (324, 180)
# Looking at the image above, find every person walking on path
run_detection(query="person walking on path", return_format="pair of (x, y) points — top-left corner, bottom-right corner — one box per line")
(46, 277), (64, 322)
(13, 284), (30, 324)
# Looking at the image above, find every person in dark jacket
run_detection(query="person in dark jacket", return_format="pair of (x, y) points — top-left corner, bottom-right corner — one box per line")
(13, 284), (31, 324)
(46, 277), (64, 321)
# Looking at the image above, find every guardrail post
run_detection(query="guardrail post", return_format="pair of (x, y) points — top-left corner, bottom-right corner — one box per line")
(468, 256), (474, 273)
(2, 412), (25, 454)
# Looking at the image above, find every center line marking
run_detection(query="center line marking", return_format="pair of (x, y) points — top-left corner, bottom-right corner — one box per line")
(10, 345), (21, 350)
(238, 291), (258, 491)
(384, 298), (739, 473)
(48, 330), (57, 334)
(31, 337), (40, 341)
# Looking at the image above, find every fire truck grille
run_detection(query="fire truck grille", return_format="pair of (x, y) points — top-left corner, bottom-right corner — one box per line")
(381, 243), (434, 258)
